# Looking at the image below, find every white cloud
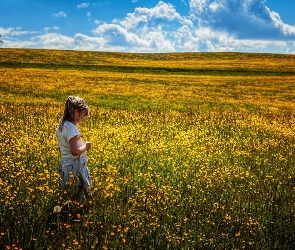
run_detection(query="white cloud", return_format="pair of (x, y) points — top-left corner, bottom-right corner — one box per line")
(52, 11), (67, 18)
(2, 0), (295, 53)
(94, 20), (102, 25)
(175, 25), (199, 51)
(189, 0), (209, 15)
(181, 0), (189, 6)
(115, 1), (192, 29)
(0, 27), (14, 36)
(91, 1), (191, 52)
(43, 26), (59, 32)
(189, 0), (295, 40)
(0, 27), (36, 36)
(92, 21), (175, 52)
(73, 33), (105, 50)
(269, 10), (295, 36)
(1, 39), (37, 48)
(209, 2), (225, 12)
(88, 0), (295, 52)
(77, 2), (89, 9)
(93, 23), (148, 46)
(33, 33), (74, 49)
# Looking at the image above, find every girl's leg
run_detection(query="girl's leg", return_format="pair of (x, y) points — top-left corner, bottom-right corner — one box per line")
(75, 185), (85, 203)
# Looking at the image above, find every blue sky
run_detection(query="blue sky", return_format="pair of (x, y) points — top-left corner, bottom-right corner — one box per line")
(1, 0), (295, 53)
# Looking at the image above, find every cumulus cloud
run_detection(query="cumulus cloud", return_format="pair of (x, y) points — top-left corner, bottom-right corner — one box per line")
(33, 33), (74, 49)
(174, 25), (199, 51)
(73, 33), (106, 50)
(9, 32), (106, 51)
(1, 0), (295, 53)
(0, 27), (14, 36)
(0, 27), (36, 36)
(92, 1), (190, 52)
(2, 39), (37, 48)
(52, 11), (67, 17)
(116, 1), (192, 29)
(189, 0), (295, 40)
(92, 0), (295, 52)
(94, 23), (173, 51)
(91, 0), (291, 52)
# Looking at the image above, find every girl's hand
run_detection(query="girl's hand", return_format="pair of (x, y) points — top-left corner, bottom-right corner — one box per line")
(85, 141), (92, 151)
(69, 136), (91, 156)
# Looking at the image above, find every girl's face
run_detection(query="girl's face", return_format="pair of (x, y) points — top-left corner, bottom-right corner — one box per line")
(74, 109), (87, 124)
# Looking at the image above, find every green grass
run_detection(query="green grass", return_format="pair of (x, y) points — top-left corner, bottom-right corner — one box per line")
(1, 60), (295, 76)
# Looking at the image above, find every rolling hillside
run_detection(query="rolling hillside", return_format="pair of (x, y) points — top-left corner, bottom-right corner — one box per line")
(1, 48), (295, 113)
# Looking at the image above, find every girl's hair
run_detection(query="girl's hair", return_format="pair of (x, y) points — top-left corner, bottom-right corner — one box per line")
(58, 96), (89, 132)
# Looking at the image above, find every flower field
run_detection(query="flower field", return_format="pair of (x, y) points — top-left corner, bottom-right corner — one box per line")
(1, 49), (295, 249)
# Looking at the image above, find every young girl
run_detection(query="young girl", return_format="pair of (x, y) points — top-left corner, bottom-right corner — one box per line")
(56, 96), (92, 202)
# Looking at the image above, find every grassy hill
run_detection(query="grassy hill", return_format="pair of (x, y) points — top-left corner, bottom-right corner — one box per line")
(1, 48), (295, 113)
(1, 48), (295, 75)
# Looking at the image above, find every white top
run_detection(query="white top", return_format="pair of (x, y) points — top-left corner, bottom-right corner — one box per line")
(55, 121), (85, 160)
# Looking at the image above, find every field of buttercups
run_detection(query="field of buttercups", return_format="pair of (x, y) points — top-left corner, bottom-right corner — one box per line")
(1, 49), (295, 249)
(1, 103), (295, 249)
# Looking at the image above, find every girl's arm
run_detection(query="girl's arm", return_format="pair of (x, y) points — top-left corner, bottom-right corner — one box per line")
(69, 135), (92, 156)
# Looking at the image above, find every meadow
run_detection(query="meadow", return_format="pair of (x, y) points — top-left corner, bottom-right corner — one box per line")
(1, 48), (295, 249)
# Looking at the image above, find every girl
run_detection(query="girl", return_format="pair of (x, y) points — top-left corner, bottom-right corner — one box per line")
(56, 96), (92, 202)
